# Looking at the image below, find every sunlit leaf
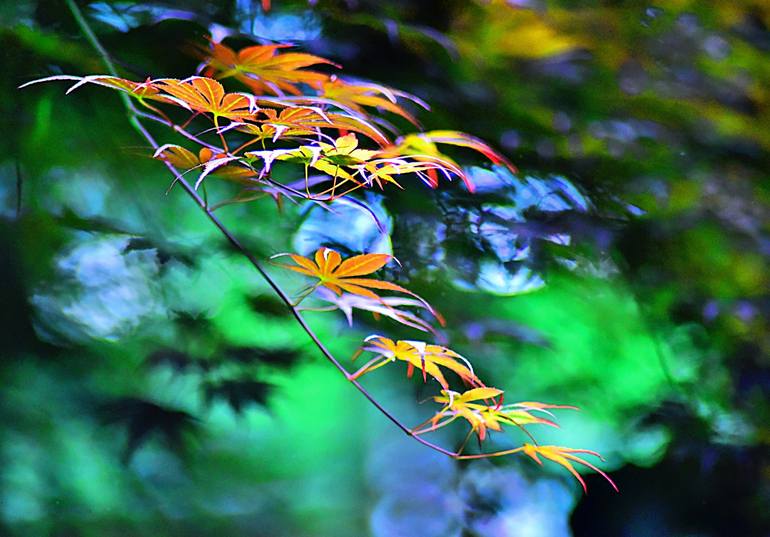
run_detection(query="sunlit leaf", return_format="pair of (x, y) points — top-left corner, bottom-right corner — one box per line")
(272, 247), (438, 317)
(154, 144), (201, 169)
(247, 134), (377, 197)
(351, 335), (481, 389)
(380, 130), (516, 192)
(199, 41), (337, 96)
(423, 388), (573, 441)
(314, 75), (427, 125)
(408, 130), (516, 170)
(153, 144), (257, 187)
(19, 75), (182, 111)
(237, 106), (390, 146)
(246, 133), (481, 199)
(522, 444), (619, 492)
(155, 77), (259, 119)
(313, 287), (441, 333)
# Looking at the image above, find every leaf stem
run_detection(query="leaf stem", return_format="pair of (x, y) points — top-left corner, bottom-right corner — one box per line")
(455, 446), (525, 460)
(133, 109), (220, 151)
(213, 115), (230, 153)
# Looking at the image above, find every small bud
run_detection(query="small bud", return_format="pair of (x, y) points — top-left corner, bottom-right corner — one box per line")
(198, 147), (213, 163)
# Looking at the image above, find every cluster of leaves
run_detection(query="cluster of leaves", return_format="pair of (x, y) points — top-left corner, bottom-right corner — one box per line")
(26, 40), (511, 204)
(24, 37), (614, 491)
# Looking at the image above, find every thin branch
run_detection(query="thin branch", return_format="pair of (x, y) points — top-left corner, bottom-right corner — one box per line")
(65, 0), (456, 459)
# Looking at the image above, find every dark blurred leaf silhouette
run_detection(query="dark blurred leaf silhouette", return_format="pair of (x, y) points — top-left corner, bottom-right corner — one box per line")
(98, 398), (199, 463)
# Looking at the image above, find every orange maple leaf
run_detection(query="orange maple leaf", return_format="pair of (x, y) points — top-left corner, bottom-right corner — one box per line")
(155, 77), (259, 120)
(314, 75), (426, 125)
(199, 41), (337, 96)
(152, 144), (256, 186)
(273, 245), (434, 304)
(237, 107), (390, 147)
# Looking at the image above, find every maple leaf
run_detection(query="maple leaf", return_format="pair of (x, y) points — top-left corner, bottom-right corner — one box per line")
(199, 41), (337, 96)
(237, 107), (391, 146)
(358, 154), (465, 192)
(155, 77), (259, 120)
(246, 134), (380, 198)
(246, 134), (472, 199)
(350, 336), (482, 390)
(522, 444), (619, 493)
(423, 388), (573, 441)
(153, 144), (257, 186)
(410, 130), (516, 169)
(300, 133), (379, 186)
(314, 75), (427, 125)
(380, 130), (518, 192)
(426, 387), (504, 441)
(313, 287), (442, 334)
(272, 246), (438, 314)
(19, 75), (182, 113)
(273, 246), (392, 298)
(154, 143), (203, 169)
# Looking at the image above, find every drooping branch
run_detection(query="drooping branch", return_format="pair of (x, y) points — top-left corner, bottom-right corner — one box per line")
(61, 3), (620, 494)
(64, 0), (457, 459)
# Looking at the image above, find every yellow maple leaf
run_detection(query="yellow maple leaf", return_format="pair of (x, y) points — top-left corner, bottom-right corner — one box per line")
(350, 336), (481, 390)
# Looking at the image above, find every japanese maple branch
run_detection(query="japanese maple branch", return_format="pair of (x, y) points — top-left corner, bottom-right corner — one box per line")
(65, 0), (457, 458)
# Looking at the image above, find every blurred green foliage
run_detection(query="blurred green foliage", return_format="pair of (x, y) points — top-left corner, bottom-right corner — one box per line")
(3, 1), (770, 536)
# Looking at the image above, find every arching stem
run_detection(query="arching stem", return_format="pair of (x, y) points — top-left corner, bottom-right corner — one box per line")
(66, 0), (457, 460)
